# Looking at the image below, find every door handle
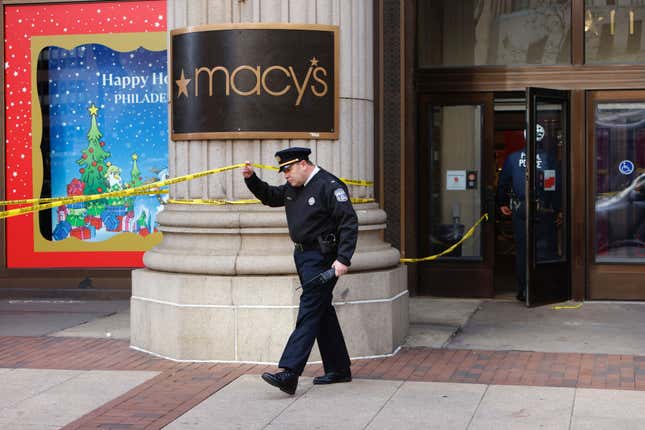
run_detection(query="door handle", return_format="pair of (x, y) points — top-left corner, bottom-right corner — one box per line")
(485, 186), (496, 221)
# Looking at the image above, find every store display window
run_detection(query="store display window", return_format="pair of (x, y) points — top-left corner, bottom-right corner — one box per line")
(4, 1), (168, 267)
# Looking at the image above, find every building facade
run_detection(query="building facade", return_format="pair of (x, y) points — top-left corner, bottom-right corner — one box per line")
(1, 0), (644, 304)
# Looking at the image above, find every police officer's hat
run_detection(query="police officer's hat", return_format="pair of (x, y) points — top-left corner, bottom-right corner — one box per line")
(275, 147), (311, 172)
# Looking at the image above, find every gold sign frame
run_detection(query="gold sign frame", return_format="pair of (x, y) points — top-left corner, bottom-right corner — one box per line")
(170, 23), (340, 140)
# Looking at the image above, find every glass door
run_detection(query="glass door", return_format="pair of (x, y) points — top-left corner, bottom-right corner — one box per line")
(417, 93), (495, 297)
(588, 91), (645, 299)
(526, 88), (571, 306)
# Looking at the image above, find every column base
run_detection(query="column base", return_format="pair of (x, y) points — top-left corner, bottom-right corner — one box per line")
(130, 266), (408, 363)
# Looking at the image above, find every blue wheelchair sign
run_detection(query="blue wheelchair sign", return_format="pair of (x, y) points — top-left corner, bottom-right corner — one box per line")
(618, 160), (635, 175)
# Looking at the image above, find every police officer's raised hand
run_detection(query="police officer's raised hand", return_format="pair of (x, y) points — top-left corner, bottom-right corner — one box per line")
(242, 161), (254, 179)
(332, 260), (348, 277)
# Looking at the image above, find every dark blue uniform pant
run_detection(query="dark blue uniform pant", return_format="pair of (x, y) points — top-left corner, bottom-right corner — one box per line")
(278, 249), (351, 376)
(513, 211), (559, 296)
(512, 212), (526, 296)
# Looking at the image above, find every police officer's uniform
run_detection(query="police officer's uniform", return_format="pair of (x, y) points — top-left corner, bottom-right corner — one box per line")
(498, 143), (560, 300)
(498, 149), (530, 299)
(245, 147), (357, 383)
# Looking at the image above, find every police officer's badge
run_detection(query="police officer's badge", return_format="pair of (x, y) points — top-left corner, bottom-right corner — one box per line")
(308, 197), (316, 206)
(536, 124), (545, 142)
(334, 188), (348, 202)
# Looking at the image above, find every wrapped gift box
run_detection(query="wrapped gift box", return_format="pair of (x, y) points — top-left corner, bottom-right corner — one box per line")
(102, 205), (128, 220)
(84, 216), (103, 230)
(53, 221), (72, 241)
(67, 214), (85, 227)
(121, 211), (137, 232)
(103, 214), (121, 232)
(70, 226), (91, 240)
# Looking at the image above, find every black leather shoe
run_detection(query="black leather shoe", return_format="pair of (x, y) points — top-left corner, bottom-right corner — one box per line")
(313, 371), (352, 385)
(261, 370), (298, 395)
(516, 291), (526, 301)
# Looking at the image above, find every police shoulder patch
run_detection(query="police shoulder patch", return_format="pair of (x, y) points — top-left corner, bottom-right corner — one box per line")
(334, 188), (348, 202)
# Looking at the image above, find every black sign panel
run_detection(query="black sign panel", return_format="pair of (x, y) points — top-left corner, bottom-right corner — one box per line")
(170, 24), (338, 140)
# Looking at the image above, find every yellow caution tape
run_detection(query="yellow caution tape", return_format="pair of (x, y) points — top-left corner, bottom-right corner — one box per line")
(349, 198), (375, 204)
(1, 161), (486, 264)
(0, 163), (246, 209)
(339, 178), (374, 186)
(249, 163), (373, 186)
(400, 213), (489, 263)
(168, 197), (375, 206)
(0, 162), (375, 219)
(0, 196), (73, 206)
(552, 303), (583, 310)
(251, 163), (278, 172)
(0, 189), (167, 206)
(168, 198), (261, 206)
(0, 190), (168, 220)
(1, 163), (371, 207)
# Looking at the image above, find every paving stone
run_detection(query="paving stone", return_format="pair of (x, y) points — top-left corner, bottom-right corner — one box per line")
(0, 369), (157, 428)
(409, 298), (482, 326)
(166, 374), (312, 430)
(403, 324), (457, 348)
(468, 385), (575, 430)
(0, 369), (81, 411)
(571, 387), (645, 429)
(1, 336), (645, 429)
(450, 301), (645, 355)
(0, 313), (109, 337)
(266, 379), (403, 430)
(50, 310), (130, 340)
(367, 381), (486, 430)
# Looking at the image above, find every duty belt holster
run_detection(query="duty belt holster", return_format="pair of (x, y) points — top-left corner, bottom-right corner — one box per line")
(293, 233), (337, 254)
(317, 233), (337, 255)
(293, 242), (318, 252)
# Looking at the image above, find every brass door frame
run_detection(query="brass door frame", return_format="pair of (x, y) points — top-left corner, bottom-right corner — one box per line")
(416, 92), (495, 297)
(586, 90), (645, 300)
(525, 87), (571, 306)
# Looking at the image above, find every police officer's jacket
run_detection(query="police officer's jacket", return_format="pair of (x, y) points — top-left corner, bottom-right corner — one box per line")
(497, 149), (561, 214)
(245, 168), (359, 266)
(497, 150), (529, 207)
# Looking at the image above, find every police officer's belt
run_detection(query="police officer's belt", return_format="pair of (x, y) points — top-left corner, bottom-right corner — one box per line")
(294, 242), (319, 252)
(510, 198), (522, 211)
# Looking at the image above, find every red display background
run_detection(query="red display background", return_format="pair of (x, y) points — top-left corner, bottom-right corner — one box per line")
(4, 1), (167, 267)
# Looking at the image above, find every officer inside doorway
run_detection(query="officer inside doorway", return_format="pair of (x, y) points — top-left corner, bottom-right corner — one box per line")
(497, 124), (562, 302)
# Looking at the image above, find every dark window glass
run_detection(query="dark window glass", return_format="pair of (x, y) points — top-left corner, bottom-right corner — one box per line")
(594, 103), (645, 262)
(586, 2), (645, 63)
(418, 0), (571, 67)
(426, 105), (484, 260)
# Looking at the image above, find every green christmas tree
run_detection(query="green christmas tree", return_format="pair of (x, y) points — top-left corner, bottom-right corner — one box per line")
(137, 210), (148, 229)
(77, 104), (110, 195)
(130, 153), (142, 188)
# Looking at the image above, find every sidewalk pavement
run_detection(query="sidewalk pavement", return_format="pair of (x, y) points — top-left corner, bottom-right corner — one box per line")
(1, 297), (645, 429)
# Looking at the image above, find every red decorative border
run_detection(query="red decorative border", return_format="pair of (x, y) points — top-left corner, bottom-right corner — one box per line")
(4, 1), (167, 267)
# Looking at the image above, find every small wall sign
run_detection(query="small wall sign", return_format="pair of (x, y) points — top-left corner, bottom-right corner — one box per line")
(446, 170), (466, 190)
(618, 160), (635, 175)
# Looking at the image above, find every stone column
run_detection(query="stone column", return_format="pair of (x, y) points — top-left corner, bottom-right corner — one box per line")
(131, 0), (408, 362)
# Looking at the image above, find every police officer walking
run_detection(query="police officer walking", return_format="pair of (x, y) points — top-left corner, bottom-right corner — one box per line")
(242, 147), (358, 395)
